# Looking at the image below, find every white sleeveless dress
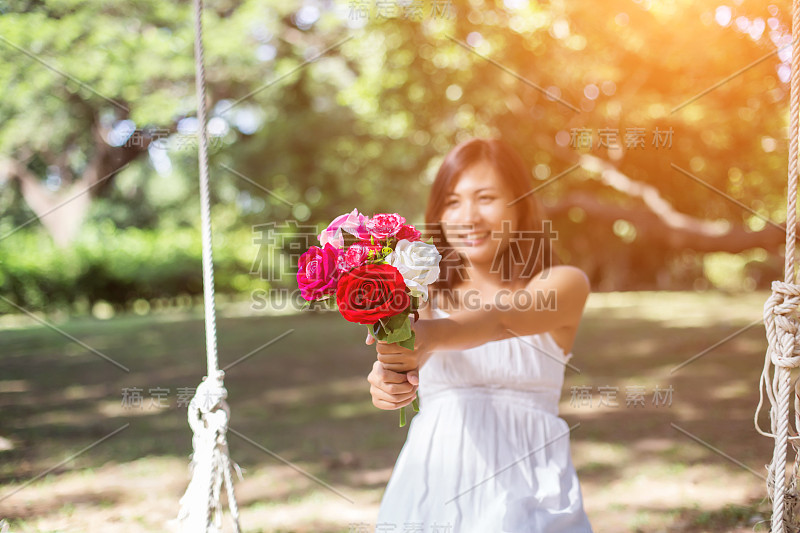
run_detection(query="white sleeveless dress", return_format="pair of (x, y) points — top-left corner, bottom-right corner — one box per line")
(374, 299), (594, 533)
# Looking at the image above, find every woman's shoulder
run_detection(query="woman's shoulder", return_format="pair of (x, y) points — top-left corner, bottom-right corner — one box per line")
(528, 266), (589, 354)
(520, 264), (591, 317)
(530, 265), (591, 293)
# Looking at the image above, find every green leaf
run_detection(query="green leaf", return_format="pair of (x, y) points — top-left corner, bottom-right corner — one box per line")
(366, 324), (379, 342)
(397, 330), (416, 350)
(372, 314), (414, 345)
(383, 313), (413, 344)
(372, 320), (390, 342)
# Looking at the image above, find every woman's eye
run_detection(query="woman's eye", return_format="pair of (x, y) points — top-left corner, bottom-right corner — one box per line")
(479, 196), (495, 202)
(445, 200), (458, 207)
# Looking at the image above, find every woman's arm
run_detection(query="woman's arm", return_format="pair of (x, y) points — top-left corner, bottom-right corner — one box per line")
(421, 265), (590, 357)
(375, 266), (590, 373)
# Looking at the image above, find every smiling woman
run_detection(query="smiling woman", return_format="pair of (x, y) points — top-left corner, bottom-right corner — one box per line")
(426, 137), (560, 304)
(366, 138), (594, 532)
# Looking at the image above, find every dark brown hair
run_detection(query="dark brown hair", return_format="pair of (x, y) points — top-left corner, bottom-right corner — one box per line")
(423, 137), (561, 304)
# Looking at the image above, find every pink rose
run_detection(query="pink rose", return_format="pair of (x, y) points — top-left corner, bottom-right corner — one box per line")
(339, 241), (382, 272)
(396, 224), (421, 242)
(318, 209), (370, 249)
(297, 243), (342, 301)
(366, 213), (406, 240)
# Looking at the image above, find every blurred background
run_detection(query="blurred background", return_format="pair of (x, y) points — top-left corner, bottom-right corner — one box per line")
(0, 0), (792, 531)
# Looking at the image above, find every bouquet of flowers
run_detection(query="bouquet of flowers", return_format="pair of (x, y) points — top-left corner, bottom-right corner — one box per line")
(297, 209), (442, 426)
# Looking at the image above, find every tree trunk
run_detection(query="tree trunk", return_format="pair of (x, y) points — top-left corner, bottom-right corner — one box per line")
(1, 122), (151, 247)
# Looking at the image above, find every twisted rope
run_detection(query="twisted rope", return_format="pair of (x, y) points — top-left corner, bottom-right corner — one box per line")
(176, 373), (243, 532)
(758, 282), (800, 532)
(757, 2), (800, 530)
(786, 377), (800, 528)
(193, 0), (219, 377)
(173, 0), (242, 531)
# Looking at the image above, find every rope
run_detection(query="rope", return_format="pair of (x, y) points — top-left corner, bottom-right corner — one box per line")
(172, 0), (242, 531)
(757, 1), (800, 530)
(193, 0), (219, 376)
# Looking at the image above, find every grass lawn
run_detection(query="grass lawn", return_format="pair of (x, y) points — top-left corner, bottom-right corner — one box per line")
(0, 290), (779, 532)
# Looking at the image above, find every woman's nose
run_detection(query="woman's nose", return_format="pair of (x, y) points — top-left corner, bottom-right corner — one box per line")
(461, 200), (480, 225)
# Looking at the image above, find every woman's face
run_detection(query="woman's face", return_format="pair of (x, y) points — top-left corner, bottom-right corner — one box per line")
(439, 159), (519, 268)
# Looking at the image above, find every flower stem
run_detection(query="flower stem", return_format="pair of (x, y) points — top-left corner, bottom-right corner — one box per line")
(399, 392), (420, 427)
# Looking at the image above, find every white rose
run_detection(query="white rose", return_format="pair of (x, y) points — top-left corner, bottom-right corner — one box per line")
(385, 239), (442, 302)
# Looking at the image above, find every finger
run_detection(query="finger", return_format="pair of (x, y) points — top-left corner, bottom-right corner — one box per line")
(379, 361), (416, 373)
(371, 386), (417, 409)
(372, 380), (416, 398)
(378, 355), (419, 372)
(376, 353), (409, 365)
(406, 369), (419, 386)
(376, 353), (416, 370)
(373, 360), (417, 384)
(381, 377), (417, 395)
(365, 331), (375, 345)
(376, 342), (409, 355)
(372, 396), (417, 411)
(369, 363), (416, 392)
(371, 383), (416, 401)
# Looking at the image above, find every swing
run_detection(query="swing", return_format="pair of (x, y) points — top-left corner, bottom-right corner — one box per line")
(758, 0), (800, 531)
(171, 1), (800, 531)
(169, 0), (242, 531)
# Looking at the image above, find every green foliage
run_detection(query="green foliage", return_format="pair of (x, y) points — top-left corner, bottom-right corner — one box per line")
(0, 0), (793, 307)
(0, 221), (266, 313)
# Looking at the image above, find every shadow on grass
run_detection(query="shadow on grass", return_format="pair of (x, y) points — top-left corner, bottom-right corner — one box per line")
(651, 497), (771, 532)
(0, 293), (780, 531)
(1, 487), (125, 521)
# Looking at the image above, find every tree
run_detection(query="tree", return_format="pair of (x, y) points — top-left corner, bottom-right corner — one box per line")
(0, 0), (793, 290)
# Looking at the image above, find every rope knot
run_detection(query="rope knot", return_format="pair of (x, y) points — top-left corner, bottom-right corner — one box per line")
(194, 370), (228, 414)
(176, 370), (240, 533)
(766, 281), (800, 369)
(186, 370), (230, 440)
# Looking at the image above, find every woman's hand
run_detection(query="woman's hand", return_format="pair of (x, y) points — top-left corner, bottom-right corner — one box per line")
(365, 317), (434, 386)
(366, 360), (418, 410)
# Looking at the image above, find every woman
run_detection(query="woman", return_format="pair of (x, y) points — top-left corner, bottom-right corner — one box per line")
(365, 138), (594, 532)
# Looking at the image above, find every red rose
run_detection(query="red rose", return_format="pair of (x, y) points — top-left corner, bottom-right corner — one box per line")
(396, 224), (422, 242)
(336, 263), (411, 324)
